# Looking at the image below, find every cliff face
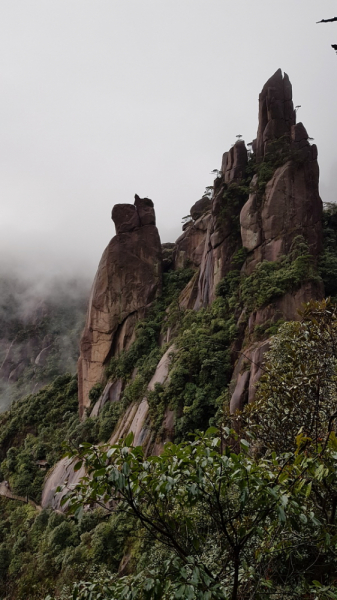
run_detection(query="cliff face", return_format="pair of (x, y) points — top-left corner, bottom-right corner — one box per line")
(77, 68), (323, 422)
(78, 196), (162, 415)
(42, 69), (325, 510)
(241, 69), (321, 273)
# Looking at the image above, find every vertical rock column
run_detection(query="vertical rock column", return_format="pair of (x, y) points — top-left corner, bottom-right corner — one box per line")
(193, 140), (248, 308)
(230, 70), (323, 413)
(241, 69), (322, 272)
(78, 196), (162, 416)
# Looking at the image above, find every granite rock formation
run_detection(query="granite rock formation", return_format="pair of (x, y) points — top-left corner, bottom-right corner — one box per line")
(172, 70), (323, 410)
(233, 70), (323, 409)
(241, 71), (321, 274)
(43, 69), (325, 510)
(77, 69), (323, 420)
(254, 68), (295, 160)
(78, 196), (162, 415)
(193, 140), (249, 309)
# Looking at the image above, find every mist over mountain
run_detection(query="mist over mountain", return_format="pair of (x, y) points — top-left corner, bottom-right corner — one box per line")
(0, 269), (90, 412)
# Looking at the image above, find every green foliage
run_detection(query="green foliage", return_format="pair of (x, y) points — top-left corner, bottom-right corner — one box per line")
(319, 202), (337, 298)
(167, 300), (236, 440)
(216, 236), (320, 314)
(61, 416), (337, 600)
(241, 236), (320, 310)
(253, 318), (285, 340)
(238, 299), (337, 454)
(49, 520), (79, 550)
(252, 134), (298, 194)
(216, 236), (321, 318)
(146, 297), (237, 441)
(0, 374), (79, 502)
(89, 383), (104, 406)
(97, 401), (124, 443)
(0, 498), (133, 600)
(220, 181), (250, 230)
(215, 270), (240, 304)
(230, 246), (249, 269)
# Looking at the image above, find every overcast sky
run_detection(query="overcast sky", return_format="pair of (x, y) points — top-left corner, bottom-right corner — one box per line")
(0, 0), (336, 281)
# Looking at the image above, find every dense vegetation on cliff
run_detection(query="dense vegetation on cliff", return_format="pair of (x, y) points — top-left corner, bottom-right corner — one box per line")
(2, 302), (337, 599)
(52, 300), (337, 600)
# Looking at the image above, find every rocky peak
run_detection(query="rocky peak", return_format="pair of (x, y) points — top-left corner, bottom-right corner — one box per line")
(134, 194), (156, 226)
(77, 70), (323, 423)
(78, 196), (162, 415)
(221, 139), (248, 183)
(43, 70), (328, 510)
(254, 68), (295, 160)
(111, 195), (156, 234)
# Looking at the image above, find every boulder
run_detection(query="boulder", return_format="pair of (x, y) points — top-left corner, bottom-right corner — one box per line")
(190, 196), (212, 221)
(111, 204), (140, 234)
(134, 194), (156, 226)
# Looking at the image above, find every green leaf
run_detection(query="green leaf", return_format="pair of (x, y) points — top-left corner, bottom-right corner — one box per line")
(205, 426), (219, 436)
(277, 505), (286, 523)
(175, 584), (186, 599)
(124, 432), (135, 446)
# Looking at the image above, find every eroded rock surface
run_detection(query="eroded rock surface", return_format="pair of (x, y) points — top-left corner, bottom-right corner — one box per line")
(193, 140), (248, 309)
(78, 196), (162, 415)
(173, 212), (211, 270)
(254, 68), (295, 160)
(241, 70), (321, 271)
(241, 153), (322, 274)
(230, 72), (323, 412)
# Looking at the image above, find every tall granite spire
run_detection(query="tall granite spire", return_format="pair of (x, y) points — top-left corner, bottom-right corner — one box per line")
(77, 196), (162, 416)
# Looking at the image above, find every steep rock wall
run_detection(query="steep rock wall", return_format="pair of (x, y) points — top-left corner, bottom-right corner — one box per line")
(170, 70), (323, 411)
(230, 71), (323, 410)
(78, 196), (162, 415)
(77, 69), (323, 432)
(193, 140), (248, 308)
(43, 69), (325, 510)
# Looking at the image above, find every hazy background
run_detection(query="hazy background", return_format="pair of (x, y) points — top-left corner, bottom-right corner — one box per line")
(0, 0), (336, 281)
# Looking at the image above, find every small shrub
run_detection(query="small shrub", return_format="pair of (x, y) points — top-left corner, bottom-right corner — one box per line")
(89, 383), (103, 406)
